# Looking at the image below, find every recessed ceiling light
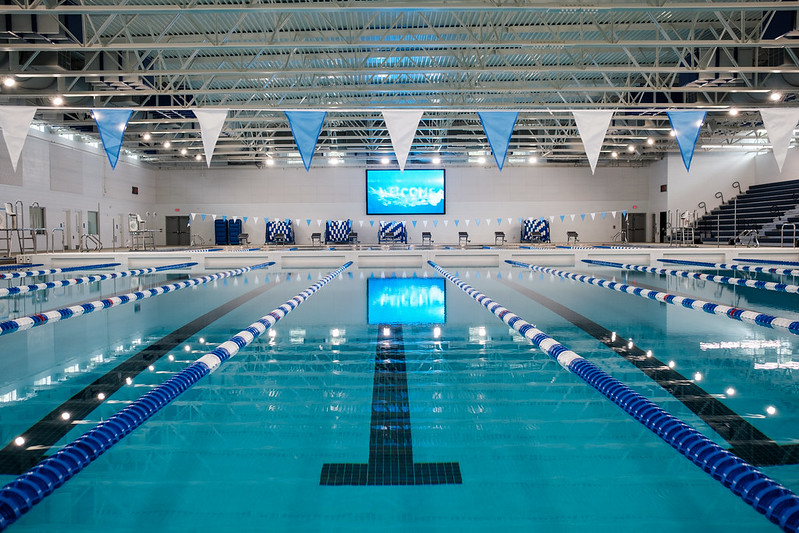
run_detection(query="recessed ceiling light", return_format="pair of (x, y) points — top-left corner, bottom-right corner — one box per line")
(432, 156), (441, 165)
(770, 92), (782, 101)
(3, 78), (15, 87)
(528, 156), (538, 164)
(51, 96), (64, 106)
(728, 108), (739, 116)
(266, 158), (275, 166)
(477, 156), (486, 164)
(627, 144), (636, 152)
(142, 132), (151, 141)
(646, 138), (654, 145)
(163, 141), (171, 148)
(195, 154), (202, 161)
(611, 151), (618, 158)
(180, 148), (188, 155)
(380, 156), (390, 165)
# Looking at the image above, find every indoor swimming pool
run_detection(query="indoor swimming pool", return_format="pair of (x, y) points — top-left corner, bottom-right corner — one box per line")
(0, 259), (798, 532)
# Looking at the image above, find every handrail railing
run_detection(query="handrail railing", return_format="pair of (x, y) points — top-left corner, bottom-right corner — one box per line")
(50, 228), (65, 253)
(781, 223), (797, 248)
(80, 234), (102, 252)
(732, 180), (742, 195)
(698, 201), (707, 215)
(715, 191), (724, 204)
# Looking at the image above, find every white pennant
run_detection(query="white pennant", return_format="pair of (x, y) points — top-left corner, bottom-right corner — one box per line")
(193, 109), (228, 168)
(359, 220), (364, 227)
(253, 217), (259, 224)
(190, 213), (196, 220)
(508, 218), (513, 226)
(465, 219), (470, 227)
(549, 216), (554, 223)
(573, 110), (615, 175)
(591, 213), (596, 220)
(211, 214), (217, 221)
(0, 106), (37, 172)
(444, 220), (449, 227)
(612, 211), (617, 218)
(317, 219), (322, 227)
(423, 220), (428, 227)
(570, 214), (575, 221)
(382, 110), (423, 171)
(760, 108), (799, 173)
(485, 218), (491, 227)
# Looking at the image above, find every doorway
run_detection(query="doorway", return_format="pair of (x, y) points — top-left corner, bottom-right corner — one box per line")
(165, 216), (190, 246)
(659, 211), (667, 243)
(622, 212), (647, 242)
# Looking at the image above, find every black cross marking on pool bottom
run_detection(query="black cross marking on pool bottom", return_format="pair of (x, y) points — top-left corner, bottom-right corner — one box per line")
(320, 325), (462, 486)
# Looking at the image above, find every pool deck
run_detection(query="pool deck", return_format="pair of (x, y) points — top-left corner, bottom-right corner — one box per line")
(22, 242), (799, 271)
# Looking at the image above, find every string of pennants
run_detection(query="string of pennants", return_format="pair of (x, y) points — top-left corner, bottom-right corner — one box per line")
(0, 106), (797, 174)
(186, 211), (633, 229)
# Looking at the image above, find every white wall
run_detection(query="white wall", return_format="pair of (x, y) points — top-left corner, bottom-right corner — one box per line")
(156, 164), (651, 246)
(0, 128), (156, 254)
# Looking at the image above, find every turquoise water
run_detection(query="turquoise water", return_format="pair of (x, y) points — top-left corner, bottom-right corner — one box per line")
(0, 263), (797, 532)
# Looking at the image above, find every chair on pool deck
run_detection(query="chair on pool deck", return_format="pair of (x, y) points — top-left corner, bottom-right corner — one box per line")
(311, 232), (322, 246)
(494, 231), (505, 245)
(325, 219), (353, 244)
(266, 219), (294, 245)
(238, 233), (250, 246)
(378, 221), (408, 244)
(458, 232), (470, 247)
(567, 231), (579, 244)
(521, 218), (551, 243)
(421, 231), (433, 246)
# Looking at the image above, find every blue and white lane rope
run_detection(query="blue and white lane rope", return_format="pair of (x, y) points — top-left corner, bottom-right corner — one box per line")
(735, 258), (799, 267)
(658, 259), (799, 278)
(0, 263), (197, 298)
(583, 259), (799, 294)
(505, 260), (799, 336)
(0, 262), (273, 338)
(0, 261), (352, 531)
(0, 264), (43, 272)
(428, 260), (799, 532)
(0, 263), (122, 281)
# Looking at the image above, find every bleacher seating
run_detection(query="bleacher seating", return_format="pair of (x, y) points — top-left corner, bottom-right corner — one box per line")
(521, 218), (550, 243)
(378, 221), (407, 244)
(266, 219), (294, 244)
(325, 219), (353, 244)
(694, 179), (799, 246)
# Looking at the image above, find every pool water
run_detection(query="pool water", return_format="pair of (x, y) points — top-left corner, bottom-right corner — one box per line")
(1, 262), (797, 532)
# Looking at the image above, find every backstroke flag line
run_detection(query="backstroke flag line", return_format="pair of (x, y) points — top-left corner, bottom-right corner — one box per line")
(667, 110), (706, 172)
(92, 108), (134, 170)
(759, 108), (799, 173)
(478, 111), (518, 171)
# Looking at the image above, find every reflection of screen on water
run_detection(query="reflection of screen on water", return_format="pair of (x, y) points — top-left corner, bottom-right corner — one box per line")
(367, 278), (446, 325)
(366, 169), (445, 215)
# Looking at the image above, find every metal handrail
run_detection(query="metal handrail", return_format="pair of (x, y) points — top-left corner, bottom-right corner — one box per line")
(732, 181), (742, 195)
(698, 201), (707, 215)
(781, 223), (797, 248)
(80, 234), (103, 252)
(50, 228), (65, 253)
(715, 191), (724, 204)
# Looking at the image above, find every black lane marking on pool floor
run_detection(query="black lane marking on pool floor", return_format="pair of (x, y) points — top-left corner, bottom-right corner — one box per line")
(321, 324), (462, 485)
(499, 277), (799, 467)
(0, 276), (280, 475)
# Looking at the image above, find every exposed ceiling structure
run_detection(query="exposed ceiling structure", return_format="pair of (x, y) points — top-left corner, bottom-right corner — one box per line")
(0, 1), (798, 169)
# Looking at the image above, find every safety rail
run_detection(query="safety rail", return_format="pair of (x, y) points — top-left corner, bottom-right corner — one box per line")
(79, 234), (102, 252)
(429, 260), (799, 532)
(735, 228), (759, 248)
(0, 262), (273, 338)
(582, 259), (799, 294)
(0, 262), (197, 298)
(49, 228), (65, 253)
(0, 261), (352, 531)
(505, 260), (799, 337)
(781, 223), (796, 248)
(0, 263), (121, 281)
(658, 259), (799, 278)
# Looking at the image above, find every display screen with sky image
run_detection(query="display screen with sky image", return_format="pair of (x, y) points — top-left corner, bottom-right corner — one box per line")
(366, 169), (445, 215)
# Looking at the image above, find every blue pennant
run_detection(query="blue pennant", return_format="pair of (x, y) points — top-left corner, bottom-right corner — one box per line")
(370, 220), (374, 227)
(601, 212), (606, 219)
(622, 210), (628, 218)
(478, 111), (519, 171)
(454, 219), (460, 226)
(306, 219), (311, 226)
(475, 219), (480, 226)
(667, 110), (706, 171)
(201, 214), (206, 221)
(580, 214), (586, 221)
(433, 220), (438, 227)
(92, 108), (133, 169)
(497, 218), (502, 226)
(412, 220), (417, 227)
(285, 111), (326, 171)
(560, 215), (565, 222)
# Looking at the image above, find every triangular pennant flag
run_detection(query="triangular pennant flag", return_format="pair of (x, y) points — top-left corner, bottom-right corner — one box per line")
(759, 108), (799, 173)
(509, 218), (513, 225)
(612, 211), (617, 218)
(92, 108), (133, 169)
(201, 214), (206, 221)
(243, 217), (248, 223)
(433, 220), (439, 228)
(549, 216), (554, 223)
(212, 214), (217, 221)
(485, 219), (490, 227)
(570, 214), (575, 221)
(254, 217), (259, 224)
(591, 213), (595, 220)
(560, 215), (565, 222)
(580, 214), (586, 221)
(622, 210), (628, 218)
(307, 219), (311, 226)
(667, 110), (706, 171)
(601, 212), (606, 219)
(382, 110), (423, 171)
(370, 220), (375, 227)
(222, 215), (227, 221)
(478, 111), (519, 170)
(572, 110), (615, 174)
(443, 220), (448, 227)
(192, 109), (228, 168)
(317, 219), (322, 227)
(190, 213), (196, 220)
(497, 218), (502, 226)
(359, 220), (364, 227)
(454, 220), (459, 227)
(412, 220), (417, 227)
(423, 220), (428, 228)
(0, 106), (37, 172)
(285, 111), (326, 171)
(295, 219), (300, 227)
